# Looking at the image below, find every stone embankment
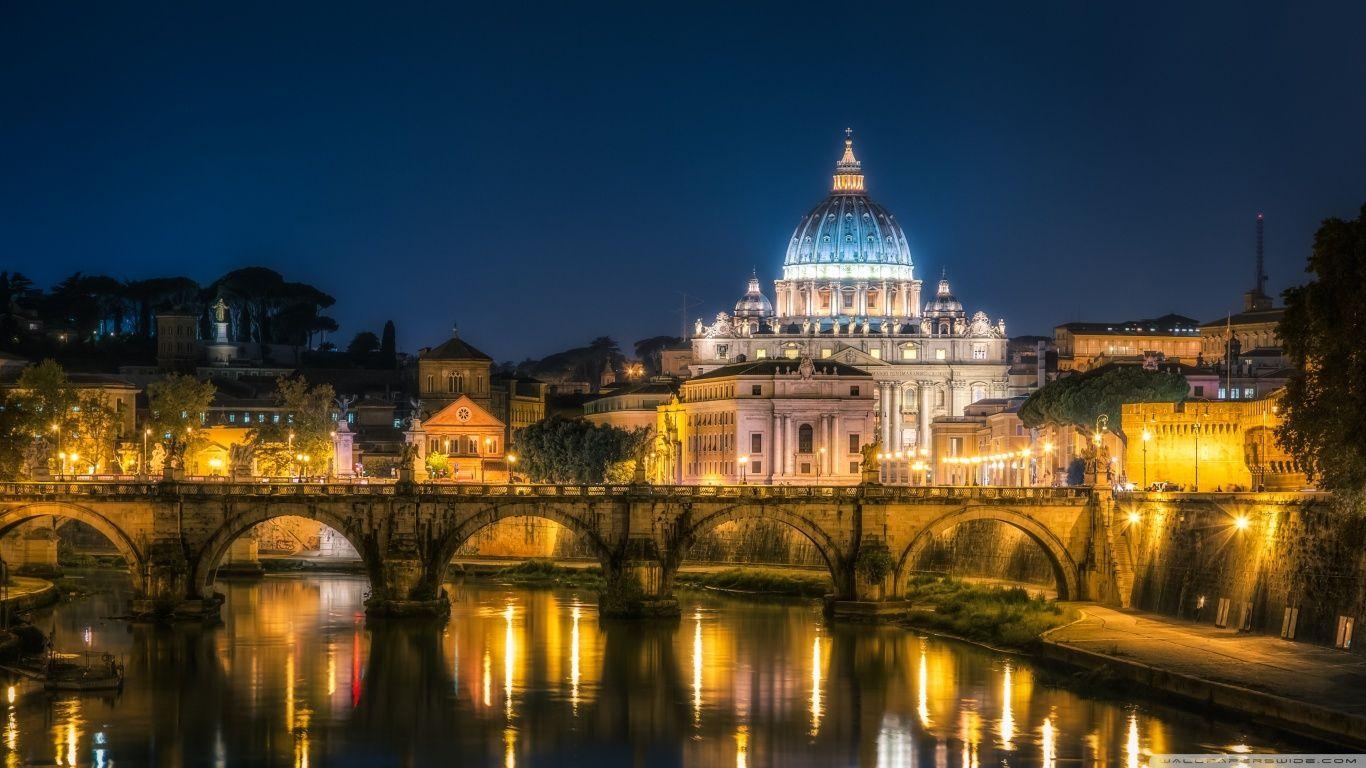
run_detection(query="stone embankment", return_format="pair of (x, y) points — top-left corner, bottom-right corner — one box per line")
(1041, 605), (1366, 749)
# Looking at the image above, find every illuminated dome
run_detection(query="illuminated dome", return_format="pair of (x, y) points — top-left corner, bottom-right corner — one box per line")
(733, 272), (774, 318)
(781, 131), (914, 282)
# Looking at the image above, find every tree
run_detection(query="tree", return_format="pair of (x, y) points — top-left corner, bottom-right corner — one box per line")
(1278, 204), (1366, 491)
(380, 320), (397, 368)
(146, 374), (216, 472)
(514, 416), (651, 484)
(347, 332), (381, 358)
(1018, 365), (1188, 445)
(425, 451), (450, 479)
(634, 335), (682, 377)
(73, 391), (120, 473)
(249, 376), (335, 477)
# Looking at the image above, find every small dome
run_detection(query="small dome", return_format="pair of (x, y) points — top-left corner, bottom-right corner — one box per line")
(734, 273), (774, 318)
(924, 276), (964, 318)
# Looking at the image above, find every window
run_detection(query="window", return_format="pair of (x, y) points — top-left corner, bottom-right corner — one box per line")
(1244, 388), (1255, 398)
(755, 348), (767, 359)
(785, 348), (799, 360)
(751, 433), (763, 454)
(752, 460), (762, 474)
(798, 424), (814, 453)
(716, 344), (729, 359)
(848, 433), (860, 454)
(850, 386), (861, 397)
(228, 413), (236, 424)
(870, 348), (881, 359)
(821, 348), (832, 358)
(1194, 385), (1205, 397)
(849, 461), (859, 474)
(1218, 387), (1227, 399)
(972, 344), (987, 360)
(272, 414), (280, 424)
(751, 384), (762, 396)
(935, 349), (947, 361)
(901, 346), (918, 360)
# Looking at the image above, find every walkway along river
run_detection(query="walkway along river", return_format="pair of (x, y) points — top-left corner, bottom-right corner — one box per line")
(1, 573), (1326, 766)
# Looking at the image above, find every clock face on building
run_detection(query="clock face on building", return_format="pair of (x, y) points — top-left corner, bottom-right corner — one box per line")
(456, 407), (472, 422)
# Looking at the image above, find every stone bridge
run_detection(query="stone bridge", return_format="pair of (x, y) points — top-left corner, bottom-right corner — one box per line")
(0, 481), (1113, 621)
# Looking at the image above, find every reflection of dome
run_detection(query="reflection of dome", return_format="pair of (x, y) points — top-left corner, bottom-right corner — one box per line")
(734, 273), (774, 318)
(923, 277), (964, 318)
(781, 132), (914, 280)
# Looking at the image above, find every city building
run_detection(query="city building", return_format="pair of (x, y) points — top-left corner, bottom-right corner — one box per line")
(584, 379), (678, 433)
(1121, 392), (1305, 491)
(411, 395), (508, 483)
(689, 132), (1011, 455)
(417, 327), (493, 412)
(653, 357), (876, 485)
(1053, 314), (1203, 372)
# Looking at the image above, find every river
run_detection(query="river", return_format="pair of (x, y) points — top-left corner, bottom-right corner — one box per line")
(3, 573), (1320, 767)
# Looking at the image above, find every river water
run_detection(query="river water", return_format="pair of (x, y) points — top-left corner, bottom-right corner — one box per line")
(4, 573), (1318, 767)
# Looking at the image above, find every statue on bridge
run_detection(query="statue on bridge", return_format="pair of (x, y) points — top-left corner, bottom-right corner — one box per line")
(859, 440), (883, 484)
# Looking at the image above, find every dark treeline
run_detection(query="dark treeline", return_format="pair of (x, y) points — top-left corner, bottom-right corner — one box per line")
(0, 267), (350, 368)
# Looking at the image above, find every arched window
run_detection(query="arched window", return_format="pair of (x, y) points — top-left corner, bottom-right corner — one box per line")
(798, 424), (814, 453)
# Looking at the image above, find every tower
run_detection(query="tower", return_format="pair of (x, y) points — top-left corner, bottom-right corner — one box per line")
(1244, 213), (1272, 311)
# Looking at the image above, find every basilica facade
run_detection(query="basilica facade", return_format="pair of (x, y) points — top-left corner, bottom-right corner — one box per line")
(690, 133), (1011, 455)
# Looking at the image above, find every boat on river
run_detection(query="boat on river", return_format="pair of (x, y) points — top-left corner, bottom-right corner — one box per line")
(1, 649), (124, 692)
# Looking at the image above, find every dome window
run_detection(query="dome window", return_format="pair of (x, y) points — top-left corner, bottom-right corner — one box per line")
(845, 234), (853, 242)
(822, 236), (831, 243)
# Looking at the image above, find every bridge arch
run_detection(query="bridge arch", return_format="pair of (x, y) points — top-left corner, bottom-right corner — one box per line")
(191, 503), (380, 599)
(0, 502), (146, 585)
(672, 502), (848, 598)
(893, 506), (1081, 600)
(429, 501), (617, 586)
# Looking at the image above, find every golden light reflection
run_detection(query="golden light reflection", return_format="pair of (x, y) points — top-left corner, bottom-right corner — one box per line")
(917, 642), (932, 728)
(504, 726), (517, 768)
(1041, 715), (1056, 768)
(959, 704), (980, 768)
(809, 635), (822, 736)
(1127, 712), (1141, 768)
(482, 647), (492, 708)
(692, 611), (703, 726)
(735, 724), (749, 768)
(570, 604), (582, 714)
(285, 651), (295, 735)
(326, 642), (336, 697)
(504, 602), (516, 720)
(999, 663), (1014, 750)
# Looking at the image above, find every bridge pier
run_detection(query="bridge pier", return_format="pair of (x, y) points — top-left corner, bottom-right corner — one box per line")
(132, 538), (221, 620)
(216, 531), (264, 578)
(826, 538), (912, 623)
(364, 538), (450, 620)
(600, 538), (679, 620)
(2, 522), (61, 578)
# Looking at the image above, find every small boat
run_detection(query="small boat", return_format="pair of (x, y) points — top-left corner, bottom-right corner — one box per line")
(1, 650), (124, 692)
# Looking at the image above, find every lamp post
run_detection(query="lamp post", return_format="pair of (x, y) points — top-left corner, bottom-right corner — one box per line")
(329, 431), (336, 479)
(507, 453), (517, 485)
(294, 452), (303, 480)
(1141, 428), (1151, 490)
(142, 428), (151, 478)
(738, 455), (748, 485)
(483, 437), (494, 484)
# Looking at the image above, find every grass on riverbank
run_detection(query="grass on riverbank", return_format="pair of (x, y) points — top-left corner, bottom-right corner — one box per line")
(900, 576), (1074, 648)
(461, 559), (606, 589)
(675, 568), (830, 597)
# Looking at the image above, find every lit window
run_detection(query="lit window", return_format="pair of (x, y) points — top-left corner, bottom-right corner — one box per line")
(870, 348), (881, 359)
(972, 344), (987, 360)
(228, 414), (236, 424)
(755, 348), (767, 359)
(901, 347), (917, 360)
(785, 348), (799, 360)
(821, 348), (832, 358)
(935, 349), (947, 360)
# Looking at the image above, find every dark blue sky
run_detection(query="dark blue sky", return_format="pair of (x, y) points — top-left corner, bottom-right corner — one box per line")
(4, 2), (1364, 362)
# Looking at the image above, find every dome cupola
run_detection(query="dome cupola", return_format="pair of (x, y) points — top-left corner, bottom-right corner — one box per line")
(733, 271), (775, 318)
(923, 274), (965, 318)
(781, 130), (915, 283)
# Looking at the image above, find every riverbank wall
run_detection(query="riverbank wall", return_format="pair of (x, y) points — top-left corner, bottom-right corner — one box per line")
(1119, 494), (1366, 652)
(1037, 633), (1366, 748)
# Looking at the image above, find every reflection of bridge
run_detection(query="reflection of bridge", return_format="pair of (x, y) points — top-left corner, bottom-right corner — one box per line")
(0, 481), (1111, 619)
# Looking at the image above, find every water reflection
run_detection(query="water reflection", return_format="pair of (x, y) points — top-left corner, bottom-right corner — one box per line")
(0, 573), (1317, 766)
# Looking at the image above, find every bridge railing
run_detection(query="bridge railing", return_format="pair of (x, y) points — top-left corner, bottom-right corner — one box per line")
(0, 480), (1098, 503)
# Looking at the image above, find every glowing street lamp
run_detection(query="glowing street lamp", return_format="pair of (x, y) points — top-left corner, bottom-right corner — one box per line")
(506, 453), (518, 485)
(738, 455), (749, 485)
(1233, 514), (1250, 531)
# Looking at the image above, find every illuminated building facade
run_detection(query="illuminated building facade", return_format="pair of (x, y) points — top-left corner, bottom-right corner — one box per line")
(654, 358), (876, 485)
(690, 132), (1011, 455)
(1052, 314), (1203, 372)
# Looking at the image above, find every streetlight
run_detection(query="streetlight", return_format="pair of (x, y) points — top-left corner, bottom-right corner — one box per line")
(294, 452), (304, 480)
(58, 451), (67, 477)
(70, 452), (80, 477)
(738, 455), (748, 485)
(1141, 427), (1152, 490)
(482, 437), (494, 483)
(142, 428), (151, 478)
(507, 453), (518, 485)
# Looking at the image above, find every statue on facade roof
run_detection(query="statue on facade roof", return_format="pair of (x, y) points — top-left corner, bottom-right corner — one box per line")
(861, 318), (870, 335)
(212, 296), (228, 324)
(797, 356), (815, 380)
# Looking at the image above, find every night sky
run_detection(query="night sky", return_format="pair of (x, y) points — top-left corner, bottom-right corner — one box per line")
(3, 2), (1364, 362)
